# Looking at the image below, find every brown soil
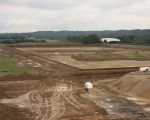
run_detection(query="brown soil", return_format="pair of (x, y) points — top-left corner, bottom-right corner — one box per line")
(112, 72), (150, 102)
(48, 55), (150, 69)
(0, 103), (33, 120)
(0, 78), (107, 120)
(0, 45), (150, 120)
(16, 46), (150, 69)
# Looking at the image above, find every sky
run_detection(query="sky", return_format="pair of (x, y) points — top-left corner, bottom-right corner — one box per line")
(0, 0), (150, 33)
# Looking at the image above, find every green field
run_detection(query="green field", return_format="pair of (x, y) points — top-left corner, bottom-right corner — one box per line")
(71, 51), (150, 61)
(0, 56), (37, 73)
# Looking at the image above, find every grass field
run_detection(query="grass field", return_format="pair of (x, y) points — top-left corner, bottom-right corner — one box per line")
(0, 56), (37, 73)
(71, 51), (150, 61)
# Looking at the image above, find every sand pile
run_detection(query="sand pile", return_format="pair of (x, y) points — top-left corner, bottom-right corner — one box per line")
(113, 72), (150, 100)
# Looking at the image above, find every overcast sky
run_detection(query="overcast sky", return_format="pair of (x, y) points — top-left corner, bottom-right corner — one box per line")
(0, 0), (150, 33)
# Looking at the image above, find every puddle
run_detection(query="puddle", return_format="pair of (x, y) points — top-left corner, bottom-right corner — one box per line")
(127, 97), (139, 101)
(20, 59), (42, 68)
(81, 93), (150, 119)
(144, 108), (150, 112)
(135, 102), (147, 105)
(127, 97), (148, 105)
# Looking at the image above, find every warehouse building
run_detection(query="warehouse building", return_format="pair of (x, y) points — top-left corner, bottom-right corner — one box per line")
(101, 38), (121, 43)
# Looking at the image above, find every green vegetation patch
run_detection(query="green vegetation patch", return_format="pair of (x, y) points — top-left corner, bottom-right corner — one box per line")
(0, 56), (37, 73)
(71, 51), (150, 61)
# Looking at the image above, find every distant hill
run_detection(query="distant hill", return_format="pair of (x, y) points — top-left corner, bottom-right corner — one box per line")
(0, 29), (150, 39)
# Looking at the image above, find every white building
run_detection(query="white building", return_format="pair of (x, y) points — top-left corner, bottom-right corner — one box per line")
(101, 38), (121, 43)
(139, 67), (150, 72)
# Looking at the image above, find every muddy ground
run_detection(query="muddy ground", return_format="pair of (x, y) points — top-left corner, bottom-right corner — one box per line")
(0, 45), (150, 120)
(0, 78), (107, 120)
(17, 46), (150, 69)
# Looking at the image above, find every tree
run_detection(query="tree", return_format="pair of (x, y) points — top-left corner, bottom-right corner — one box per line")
(82, 34), (99, 44)
(120, 34), (135, 43)
(144, 39), (150, 44)
(66, 34), (100, 44)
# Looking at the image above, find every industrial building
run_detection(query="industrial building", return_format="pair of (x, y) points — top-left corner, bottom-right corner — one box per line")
(101, 38), (121, 43)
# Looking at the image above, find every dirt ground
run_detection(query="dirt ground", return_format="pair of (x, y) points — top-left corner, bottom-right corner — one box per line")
(112, 72), (150, 102)
(82, 76), (150, 119)
(0, 78), (107, 120)
(48, 55), (150, 69)
(17, 46), (150, 69)
(0, 45), (150, 120)
(17, 47), (114, 52)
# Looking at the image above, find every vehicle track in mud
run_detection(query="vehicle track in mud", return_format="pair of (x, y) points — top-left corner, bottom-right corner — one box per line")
(28, 80), (91, 120)
(0, 71), (107, 120)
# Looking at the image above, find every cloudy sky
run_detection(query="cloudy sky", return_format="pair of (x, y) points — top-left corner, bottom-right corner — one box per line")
(0, 0), (150, 33)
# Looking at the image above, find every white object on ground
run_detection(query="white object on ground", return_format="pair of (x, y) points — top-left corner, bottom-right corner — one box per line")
(139, 67), (150, 72)
(54, 52), (59, 55)
(85, 82), (93, 89)
(144, 108), (150, 112)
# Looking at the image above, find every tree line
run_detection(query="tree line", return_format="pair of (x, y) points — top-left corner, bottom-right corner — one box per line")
(119, 34), (150, 44)
(67, 34), (150, 45)
(66, 34), (100, 44)
(0, 32), (150, 45)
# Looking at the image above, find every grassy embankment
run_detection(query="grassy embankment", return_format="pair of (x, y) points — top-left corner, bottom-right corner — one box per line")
(71, 51), (150, 61)
(0, 56), (38, 74)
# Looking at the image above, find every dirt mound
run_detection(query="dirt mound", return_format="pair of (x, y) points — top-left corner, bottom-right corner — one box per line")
(113, 72), (150, 101)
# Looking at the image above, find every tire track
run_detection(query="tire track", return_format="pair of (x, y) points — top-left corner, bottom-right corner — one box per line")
(28, 81), (84, 120)
(0, 80), (88, 120)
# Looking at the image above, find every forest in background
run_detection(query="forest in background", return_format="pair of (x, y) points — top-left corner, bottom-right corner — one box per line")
(0, 29), (150, 44)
